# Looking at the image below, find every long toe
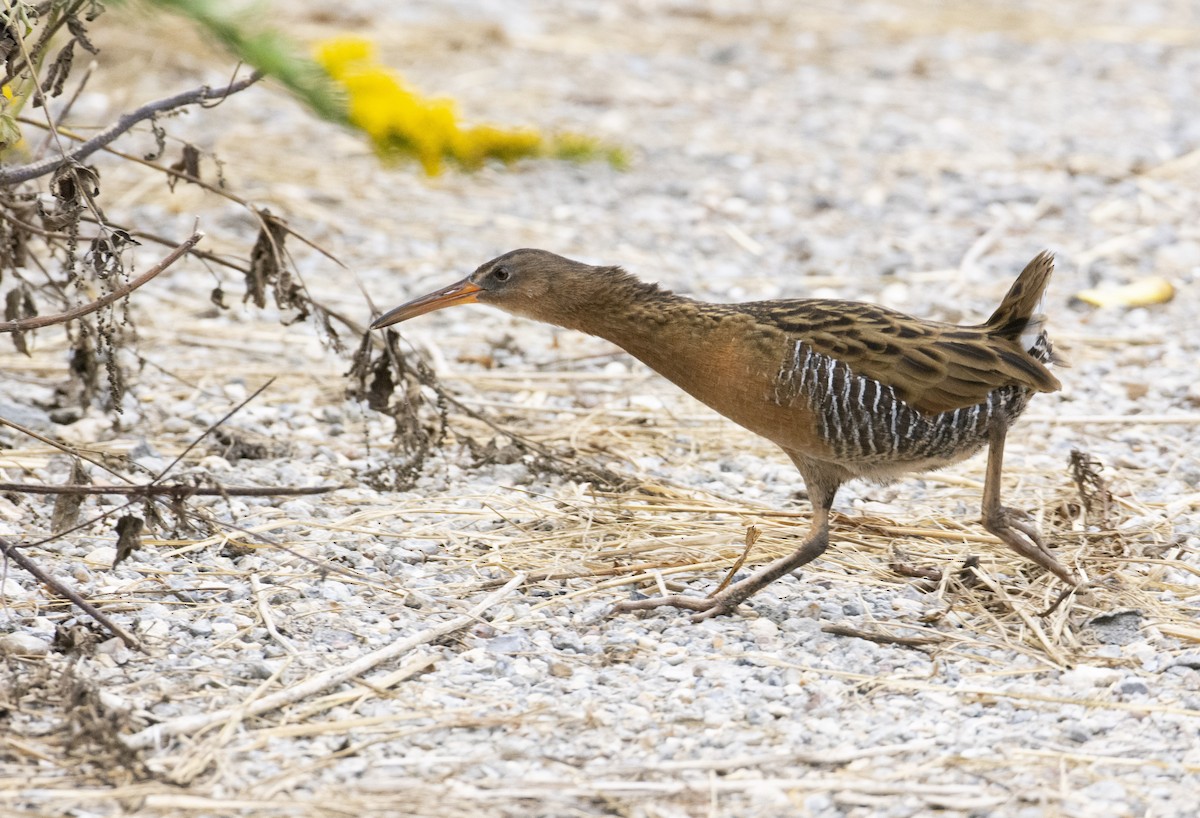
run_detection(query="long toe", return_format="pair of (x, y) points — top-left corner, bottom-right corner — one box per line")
(1005, 514), (1056, 556)
(985, 505), (1080, 587)
(612, 593), (741, 619)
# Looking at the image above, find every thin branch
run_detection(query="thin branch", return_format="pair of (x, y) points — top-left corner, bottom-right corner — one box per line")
(21, 113), (345, 270)
(437, 385), (628, 488)
(0, 538), (142, 651)
(82, 219), (250, 274)
(0, 232), (203, 332)
(153, 378), (275, 483)
(821, 623), (946, 648)
(0, 483), (341, 497)
(0, 415), (136, 484)
(0, 73), (262, 186)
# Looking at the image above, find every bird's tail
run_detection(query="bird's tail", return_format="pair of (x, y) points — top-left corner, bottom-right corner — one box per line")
(985, 251), (1053, 341)
(985, 250), (1064, 366)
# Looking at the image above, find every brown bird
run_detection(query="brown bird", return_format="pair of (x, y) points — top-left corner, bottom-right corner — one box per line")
(372, 249), (1079, 620)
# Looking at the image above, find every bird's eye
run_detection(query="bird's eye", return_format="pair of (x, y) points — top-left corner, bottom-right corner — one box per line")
(493, 266), (511, 282)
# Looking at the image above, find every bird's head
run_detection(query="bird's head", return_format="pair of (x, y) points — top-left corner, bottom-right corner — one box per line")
(371, 248), (614, 330)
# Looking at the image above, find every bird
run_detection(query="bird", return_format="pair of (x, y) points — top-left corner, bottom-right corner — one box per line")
(371, 249), (1080, 621)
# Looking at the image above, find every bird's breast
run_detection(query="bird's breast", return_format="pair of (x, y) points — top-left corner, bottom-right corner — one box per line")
(614, 319), (832, 455)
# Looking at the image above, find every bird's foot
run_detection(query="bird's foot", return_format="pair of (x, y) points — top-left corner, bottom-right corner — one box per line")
(983, 504), (1082, 589)
(613, 527), (828, 622)
(612, 589), (745, 623)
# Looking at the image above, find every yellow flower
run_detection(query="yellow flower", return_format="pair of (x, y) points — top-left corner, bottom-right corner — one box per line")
(313, 36), (546, 175)
(457, 125), (542, 168)
(313, 37), (373, 80)
(313, 36), (621, 175)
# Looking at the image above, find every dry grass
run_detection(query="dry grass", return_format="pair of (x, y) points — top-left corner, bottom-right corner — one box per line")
(3, 1), (1199, 816)
(4, 315), (1192, 813)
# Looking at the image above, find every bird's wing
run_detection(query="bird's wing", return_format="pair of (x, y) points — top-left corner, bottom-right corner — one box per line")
(745, 300), (1061, 416)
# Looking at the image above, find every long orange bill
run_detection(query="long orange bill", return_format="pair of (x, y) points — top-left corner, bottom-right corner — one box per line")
(371, 277), (483, 329)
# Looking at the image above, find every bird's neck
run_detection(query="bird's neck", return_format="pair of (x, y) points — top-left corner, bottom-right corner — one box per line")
(554, 275), (757, 410)
(557, 272), (701, 359)
(537, 270), (792, 441)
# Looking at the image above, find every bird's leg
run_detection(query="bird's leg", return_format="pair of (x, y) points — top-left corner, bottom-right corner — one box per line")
(613, 475), (839, 622)
(981, 420), (1080, 588)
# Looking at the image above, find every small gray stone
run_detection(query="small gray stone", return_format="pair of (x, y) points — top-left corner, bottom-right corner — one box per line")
(485, 634), (528, 655)
(1116, 677), (1150, 696)
(1170, 652), (1200, 671)
(1087, 610), (1144, 645)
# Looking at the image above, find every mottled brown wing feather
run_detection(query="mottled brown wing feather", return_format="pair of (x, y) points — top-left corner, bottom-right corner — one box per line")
(744, 297), (1061, 417)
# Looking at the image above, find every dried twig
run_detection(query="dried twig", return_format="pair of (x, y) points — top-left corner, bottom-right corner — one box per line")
(152, 378), (276, 482)
(0, 232), (203, 332)
(889, 548), (943, 581)
(0, 74), (262, 186)
(0, 415), (135, 483)
(0, 374), (338, 642)
(710, 524), (760, 596)
(250, 575), (297, 655)
(0, 538), (141, 650)
(0, 483), (341, 497)
(438, 387), (631, 490)
(821, 623), (945, 647)
(600, 739), (937, 774)
(964, 565), (1070, 667)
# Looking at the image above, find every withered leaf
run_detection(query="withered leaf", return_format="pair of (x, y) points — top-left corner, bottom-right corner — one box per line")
(347, 331), (399, 413)
(346, 332), (376, 403)
(51, 459), (91, 534)
(0, 26), (16, 68)
(244, 211), (288, 309)
(113, 515), (144, 567)
(144, 120), (166, 162)
(43, 39), (75, 100)
(4, 285), (36, 354)
(367, 348), (397, 413)
(167, 144), (202, 190)
(66, 16), (98, 53)
(0, 111), (21, 152)
(50, 163), (100, 209)
(87, 230), (137, 278)
(316, 306), (342, 352)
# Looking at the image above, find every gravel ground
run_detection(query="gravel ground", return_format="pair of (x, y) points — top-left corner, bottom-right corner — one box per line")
(2, 1), (1199, 816)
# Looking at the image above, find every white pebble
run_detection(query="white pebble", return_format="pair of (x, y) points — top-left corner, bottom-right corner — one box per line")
(321, 580), (353, 602)
(84, 547), (117, 566)
(0, 632), (50, 656)
(0, 577), (29, 598)
(749, 617), (780, 642)
(1060, 666), (1122, 690)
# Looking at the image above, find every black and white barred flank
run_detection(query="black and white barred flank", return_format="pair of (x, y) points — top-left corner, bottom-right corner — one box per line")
(773, 339), (1039, 466)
